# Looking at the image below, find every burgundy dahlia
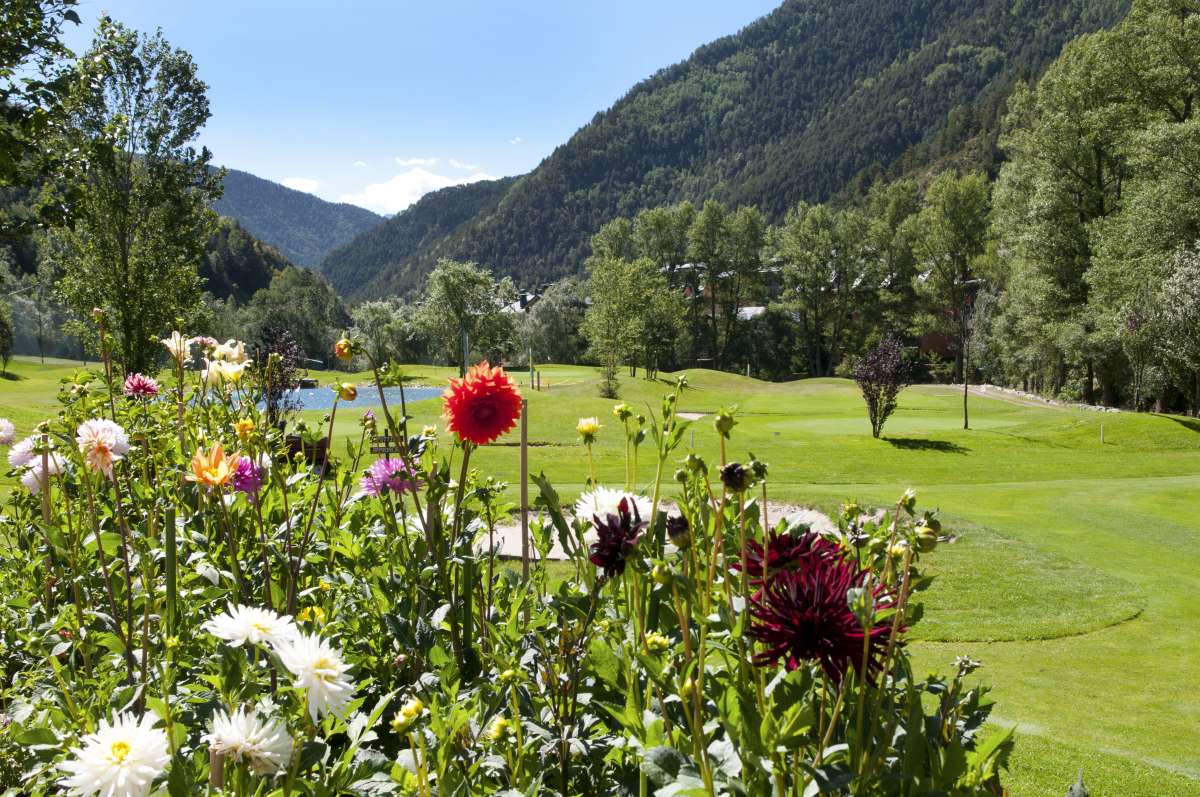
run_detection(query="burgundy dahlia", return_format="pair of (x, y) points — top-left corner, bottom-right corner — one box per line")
(589, 497), (647, 579)
(747, 553), (899, 683)
(362, 457), (419, 496)
(123, 373), (160, 399)
(736, 529), (840, 581)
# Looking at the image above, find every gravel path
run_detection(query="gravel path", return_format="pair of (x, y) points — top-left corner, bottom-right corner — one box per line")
(480, 501), (838, 560)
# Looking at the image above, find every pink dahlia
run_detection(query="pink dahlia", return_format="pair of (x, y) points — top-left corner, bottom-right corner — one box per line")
(361, 457), (418, 497)
(123, 373), (160, 399)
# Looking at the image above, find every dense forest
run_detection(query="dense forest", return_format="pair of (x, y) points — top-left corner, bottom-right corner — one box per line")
(211, 168), (382, 267)
(321, 0), (1128, 300)
(321, 177), (516, 297)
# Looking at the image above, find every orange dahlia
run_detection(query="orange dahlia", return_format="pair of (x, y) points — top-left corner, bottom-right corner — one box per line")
(187, 443), (240, 488)
(442, 361), (522, 445)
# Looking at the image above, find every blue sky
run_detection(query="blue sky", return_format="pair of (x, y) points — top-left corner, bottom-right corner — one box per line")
(62, 1), (781, 215)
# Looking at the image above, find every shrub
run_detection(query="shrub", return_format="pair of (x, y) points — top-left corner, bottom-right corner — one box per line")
(854, 335), (914, 438)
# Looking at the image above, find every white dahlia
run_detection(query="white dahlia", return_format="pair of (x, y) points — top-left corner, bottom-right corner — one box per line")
(0, 418), (14, 446)
(202, 604), (298, 648)
(574, 486), (652, 524)
(274, 632), (355, 723)
(20, 452), (67, 495)
(59, 712), (170, 797)
(76, 418), (130, 478)
(7, 435), (37, 469)
(203, 707), (292, 775)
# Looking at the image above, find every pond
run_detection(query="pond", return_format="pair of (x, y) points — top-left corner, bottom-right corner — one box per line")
(286, 385), (443, 411)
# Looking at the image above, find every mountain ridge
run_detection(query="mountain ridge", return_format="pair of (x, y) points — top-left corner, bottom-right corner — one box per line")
(321, 0), (1127, 301)
(211, 167), (382, 268)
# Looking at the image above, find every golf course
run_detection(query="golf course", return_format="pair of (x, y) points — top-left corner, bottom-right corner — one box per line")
(2, 354), (1196, 794)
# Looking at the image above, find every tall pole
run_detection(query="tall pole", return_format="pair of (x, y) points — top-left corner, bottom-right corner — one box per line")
(460, 324), (469, 377)
(963, 331), (970, 430)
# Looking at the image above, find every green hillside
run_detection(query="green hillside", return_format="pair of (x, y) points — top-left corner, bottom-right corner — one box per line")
(322, 0), (1128, 299)
(321, 176), (516, 298)
(212, 167), (382, 267)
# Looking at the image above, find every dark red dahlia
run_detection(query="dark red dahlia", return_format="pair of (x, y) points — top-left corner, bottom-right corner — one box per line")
(747, 553), (900, 682)
(736, 529), (840, 582)
(588, 497), (647, 579)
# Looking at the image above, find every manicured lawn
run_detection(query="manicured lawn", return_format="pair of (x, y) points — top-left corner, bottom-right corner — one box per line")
(2, 356), (1198, 794)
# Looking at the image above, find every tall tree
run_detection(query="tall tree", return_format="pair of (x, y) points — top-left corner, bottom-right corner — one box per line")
(686, 200), (729, 366)
(522, 277), (588, 365)
(242, 266), (347, 362)
(582, 256), (646, 394)
(993, 31), (1129, 403)
(908, 171), (990, 427)
(54, 18), (221, 373)
(417, 259), (515, 372)
(774, 203), (871, 377)
(0, 0), (80, 233)
(717, 206), (766, 367)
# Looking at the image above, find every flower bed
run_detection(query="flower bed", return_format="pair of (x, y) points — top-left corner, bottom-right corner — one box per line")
(0, 326), (1013, 795)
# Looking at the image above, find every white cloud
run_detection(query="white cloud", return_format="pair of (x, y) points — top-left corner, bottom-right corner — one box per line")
(449, 158), (477, 170)
(395, 156), (439, 167)
(281, 177), (319, 194)
(352, 160), (366, 168)
(508, 136), (523, 144)
(340, 167), (496, 215)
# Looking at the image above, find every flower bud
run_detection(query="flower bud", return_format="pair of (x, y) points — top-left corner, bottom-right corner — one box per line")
(900, 488), (917, 513)
(684, 453), (707, 475)
(645, 631), (670, 653)
(749, 456), (768, 481)
(651, 564), (671, 585)
(714, 409), (737, 438)
(335, 382), (358, 401)
(720, 462), (750, 493)
(915, 524), (939, 552)
(666, 513), (691, 549)
(673, 468), (688, 484)
(612, 402), (633, 421)
(334, 338), (353, 361)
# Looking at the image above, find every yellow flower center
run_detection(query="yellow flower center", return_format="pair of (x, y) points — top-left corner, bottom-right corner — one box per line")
(252, 622), (270, 634)
(314, 657), (336, 682)
(109, 741), (131, 763)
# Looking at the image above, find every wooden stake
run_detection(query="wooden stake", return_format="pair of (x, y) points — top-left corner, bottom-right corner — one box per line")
(520, 399), (530, 624)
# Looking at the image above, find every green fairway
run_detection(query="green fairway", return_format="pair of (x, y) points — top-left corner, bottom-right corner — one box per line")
(2, 356), (1198, 795)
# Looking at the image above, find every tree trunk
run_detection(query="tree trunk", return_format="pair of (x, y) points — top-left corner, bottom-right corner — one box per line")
(1083, 361), (1095, 405)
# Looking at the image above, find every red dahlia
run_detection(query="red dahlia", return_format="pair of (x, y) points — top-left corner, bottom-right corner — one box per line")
(747, 552), (900, 683)
(442, 361), (523, 445)
(736, 529), (840, 582)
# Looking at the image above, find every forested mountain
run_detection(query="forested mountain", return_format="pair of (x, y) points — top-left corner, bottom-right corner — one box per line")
(212, 168), (382, 267)
(200, 216), (292, 304)
(322, 177), (516, 298)
(322, 0), (1127, 300)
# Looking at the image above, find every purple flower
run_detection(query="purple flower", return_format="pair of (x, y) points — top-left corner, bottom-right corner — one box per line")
(588, 497), (648, 579)
(747, 553), (900, 683)
(361, 457), (418, 497)
(233, 456), (263, 500)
